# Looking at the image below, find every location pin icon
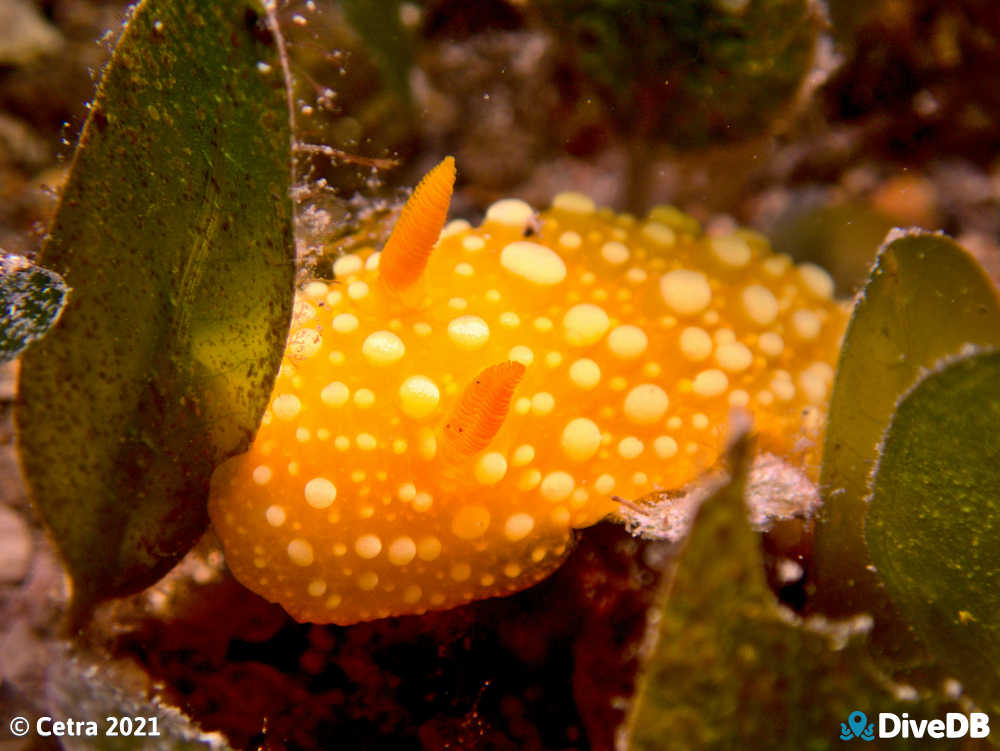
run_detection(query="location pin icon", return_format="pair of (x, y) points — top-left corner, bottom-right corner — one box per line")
(848, 711), (867, 738)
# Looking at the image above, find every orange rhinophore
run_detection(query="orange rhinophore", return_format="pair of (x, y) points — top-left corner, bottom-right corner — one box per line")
(208, 158), (850, 625)
(378, 156), (456, 292)
(442, 361), (526, 459)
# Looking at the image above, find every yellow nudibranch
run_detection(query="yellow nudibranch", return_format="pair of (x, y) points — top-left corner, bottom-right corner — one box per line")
(209, 157), (848, 624)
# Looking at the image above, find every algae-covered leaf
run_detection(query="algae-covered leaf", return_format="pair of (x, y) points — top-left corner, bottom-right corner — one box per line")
(813, 231), (1000, 619)
(624, 433), (966, 750)
(866, 349), (1000, 711)
(15, 0), (294, 618)
(0, 254), (68, 363)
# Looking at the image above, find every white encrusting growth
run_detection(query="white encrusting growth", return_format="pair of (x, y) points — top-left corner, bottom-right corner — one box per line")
(451, 505), (491, 539)
(462, 235), (485, 252)
(641, 222), (676, 246)
(563, 303), (611, 346)
(559, 231), (582, 249)
(333, 254), (363, 277)
(355, 534), (382, 559)
(623, 384), (670, 424)
(485, 198), (535, 227)
(741, 284), (779, 326)
(398, 375), (440, 419)
(417, 536), (442, 560)
(288, 329), (322, 359)
(531, 392), (555, 415)
(692, 369), (729, 397)
(618, 436), (644, 459)
(512, 444), (535, 466)
(792, 309), (822, 340)
(304, 477), (337, 509)
(709, 234), (752, 267)
(441, 219), (471, 237)
(679, 326), (713, 361)
(292, 301), (316, 325)
(308, 579), (327, 597)
(287, 538), (314, 566)
(608, 325), (648, 359)
(654, 436), (678, 458)
(625, 268), (648, 284)
(771, 372), (796, 401)
(387, 536), (417, 565)
(552, 192), (596, 213)
(758, 332), (784, 357)
(561, 417), (602, 461)
(569, 358), (601, 389)
(600, 241), (629, 265)
(321, 381), (350, 407)
(504, 513), (535, 541)
(729, 390), (750, 407)
(509, 345), (534, 365)
(798, 362), (834, 403)
(715, 341), (753, 372)
(660, 269), (712, 315)
(303, 281), (328, 299)
(265, 505), (286, 527)
(540, 471), (574, 501)
(475, 452), (508, 485)
(331, 313), (359, 333)
(799, 263), (835, 299)
(272, 394), (302, 420)
(361, 330), (406, 365)
(447, 315), (490, 350)
(500, 241), (567, 285)
(353, 389), (375, 408)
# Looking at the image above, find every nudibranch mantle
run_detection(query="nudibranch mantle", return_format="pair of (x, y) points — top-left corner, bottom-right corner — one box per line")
(209, 157), (848, 624)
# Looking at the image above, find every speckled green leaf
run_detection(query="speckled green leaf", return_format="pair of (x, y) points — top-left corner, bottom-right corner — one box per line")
(0, 254), (68, 363)
(15, 0), (294, 619)
(625, 435), (964, 751)
(813, 232), (1000, 622)
(866, 349), (1000, 711)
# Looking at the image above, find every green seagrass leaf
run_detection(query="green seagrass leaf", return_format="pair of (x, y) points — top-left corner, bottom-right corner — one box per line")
(15, 0), (294, 621)
(0, 254), (68, 363)
(625, 432), (967, 750)
(867, 349), (1000, 712)
(813, 231), (1000, 622)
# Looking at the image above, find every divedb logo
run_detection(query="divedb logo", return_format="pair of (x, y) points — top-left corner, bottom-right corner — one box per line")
(839, 710), (990, 741)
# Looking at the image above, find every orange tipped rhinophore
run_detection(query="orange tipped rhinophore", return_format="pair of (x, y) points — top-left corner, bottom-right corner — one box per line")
(443, 361), (526, 458)
(379, 156), (456, 292)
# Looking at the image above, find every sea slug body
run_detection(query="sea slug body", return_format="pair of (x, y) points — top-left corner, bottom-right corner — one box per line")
(208, 157), (848, 624)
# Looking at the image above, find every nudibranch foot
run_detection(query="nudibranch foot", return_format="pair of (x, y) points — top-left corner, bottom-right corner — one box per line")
(208, 156), (849, 625)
